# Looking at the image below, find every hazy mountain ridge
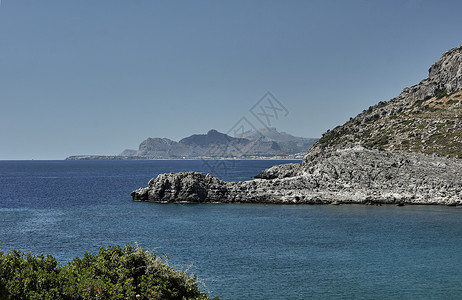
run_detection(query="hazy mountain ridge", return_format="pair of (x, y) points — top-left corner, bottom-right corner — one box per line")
(134, 129), (316, 159)
(238, 127), (314, 143)
(67, 129), (318, 160)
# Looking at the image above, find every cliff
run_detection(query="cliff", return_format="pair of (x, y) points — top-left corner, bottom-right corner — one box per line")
(132, 45), (462, 205)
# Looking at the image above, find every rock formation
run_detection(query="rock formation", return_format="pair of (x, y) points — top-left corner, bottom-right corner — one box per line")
(132, 45), (462, 205)
(132, 146), (462, 205)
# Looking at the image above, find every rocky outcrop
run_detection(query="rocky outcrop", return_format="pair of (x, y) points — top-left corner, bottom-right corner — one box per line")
(131, 171), (231, 203)
(131, 147), (462, 205)
(131, 45), (462, 206)
(253, 163), (302, 179)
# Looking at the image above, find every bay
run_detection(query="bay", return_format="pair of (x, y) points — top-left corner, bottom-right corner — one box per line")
(1, 160), (462, 299)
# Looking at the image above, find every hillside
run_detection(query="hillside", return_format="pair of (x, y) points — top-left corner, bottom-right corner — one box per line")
(307, 45), (462, 161)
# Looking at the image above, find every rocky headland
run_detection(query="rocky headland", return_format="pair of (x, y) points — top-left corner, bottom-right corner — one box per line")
(132, 45), (462, 205)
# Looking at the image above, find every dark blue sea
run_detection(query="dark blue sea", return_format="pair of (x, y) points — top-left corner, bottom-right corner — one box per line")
(1, 160), (462, 299)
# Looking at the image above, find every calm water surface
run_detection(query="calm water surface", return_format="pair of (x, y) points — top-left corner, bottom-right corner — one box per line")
(1, 160), (462, 299)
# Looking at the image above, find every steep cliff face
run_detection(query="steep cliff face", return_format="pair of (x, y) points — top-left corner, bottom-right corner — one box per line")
(428, 45), (462, 93)
(304, 45), (462, 163)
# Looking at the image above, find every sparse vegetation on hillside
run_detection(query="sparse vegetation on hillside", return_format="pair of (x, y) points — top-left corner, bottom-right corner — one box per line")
(309, 44), (462, 160)
(315, 89), (462, 158)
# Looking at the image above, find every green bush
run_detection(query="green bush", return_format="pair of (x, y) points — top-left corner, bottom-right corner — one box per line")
(0, 245), (217, 300)
(435, 88), (448, 100)
(364, 134), (389, 149)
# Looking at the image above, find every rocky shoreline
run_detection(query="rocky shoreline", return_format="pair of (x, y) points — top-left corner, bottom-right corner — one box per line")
(131, 146), (462, 206)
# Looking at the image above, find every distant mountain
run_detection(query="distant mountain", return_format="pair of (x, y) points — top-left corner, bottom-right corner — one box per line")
(238, 127), (318, 154)
(133, 129), (310, 159)
(119, 149), (137, 156)
(136, 138), (189, 157)
(67, 129), (318, 160)
(179, 129), (245, 146)
(238, 127), (307, 142)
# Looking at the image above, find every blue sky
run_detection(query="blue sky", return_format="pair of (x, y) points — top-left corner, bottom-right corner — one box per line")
(1, 0), (461, 159)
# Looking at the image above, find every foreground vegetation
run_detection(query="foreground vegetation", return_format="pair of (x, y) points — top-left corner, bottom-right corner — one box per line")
(0, 245), (217, 300)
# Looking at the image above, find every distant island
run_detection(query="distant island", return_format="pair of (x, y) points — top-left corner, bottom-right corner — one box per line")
(66, 128), (319, 160)
(132, 44), (462, 206)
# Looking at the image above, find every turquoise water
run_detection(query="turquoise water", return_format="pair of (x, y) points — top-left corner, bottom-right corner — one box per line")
(1, 160), (462, 299)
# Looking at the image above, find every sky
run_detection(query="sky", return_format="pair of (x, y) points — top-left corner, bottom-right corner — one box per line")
(0, 0), (461, 159)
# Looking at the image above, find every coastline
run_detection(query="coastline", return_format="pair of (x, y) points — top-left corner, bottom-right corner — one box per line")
(65, 155), (305, 160)
(132, 199), (461, 207)
(131, 147), (462, 206)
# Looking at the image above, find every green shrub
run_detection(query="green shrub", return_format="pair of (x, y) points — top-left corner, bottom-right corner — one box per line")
(413, 98), (427, 107)
(435, 89), (448, 100)
(364, 134), (389, 149)
(447, 99), (459, 105)
(0, 245), (217, 300)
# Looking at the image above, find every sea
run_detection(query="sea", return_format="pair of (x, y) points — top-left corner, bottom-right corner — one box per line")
(1, 160), (462, 299)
